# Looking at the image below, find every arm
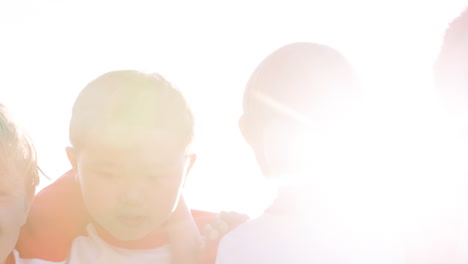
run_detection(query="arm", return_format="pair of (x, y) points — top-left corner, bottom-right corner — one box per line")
(166, 196), (203, 264)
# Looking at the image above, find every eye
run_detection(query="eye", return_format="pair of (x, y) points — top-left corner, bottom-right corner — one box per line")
(147, 174), (163, 180)
(93, 170), (119, 179)
(0, 189), (14, 200)
(147, 172), (172, 181)
(99, 172), (118, 179)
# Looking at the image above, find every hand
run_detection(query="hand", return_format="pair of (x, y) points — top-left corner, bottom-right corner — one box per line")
(203, 211), (249, 241)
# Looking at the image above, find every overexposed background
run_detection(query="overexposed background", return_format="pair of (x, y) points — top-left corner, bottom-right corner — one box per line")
(1, 0), (467, 216)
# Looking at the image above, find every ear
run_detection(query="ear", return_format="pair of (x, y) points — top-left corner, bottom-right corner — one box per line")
(185, 154), (196, 176)
(240, 114), (262, 150)
(182, 154), (196, 186)
(239, 115), (251, 146)
(65, 146), (79, 180)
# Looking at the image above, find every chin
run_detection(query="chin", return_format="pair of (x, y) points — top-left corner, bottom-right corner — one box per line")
(113, 229), (150, 241)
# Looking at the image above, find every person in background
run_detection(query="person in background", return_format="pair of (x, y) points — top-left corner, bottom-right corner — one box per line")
(216, 42), (404, 264)
(434, 7), (468, 263)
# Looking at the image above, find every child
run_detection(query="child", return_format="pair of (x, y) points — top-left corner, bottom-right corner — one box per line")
(0, 104), (39, 264)
(16, 70), (222, 264)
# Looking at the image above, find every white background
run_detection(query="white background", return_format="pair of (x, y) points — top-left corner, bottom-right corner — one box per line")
(1, 0), (467, 216)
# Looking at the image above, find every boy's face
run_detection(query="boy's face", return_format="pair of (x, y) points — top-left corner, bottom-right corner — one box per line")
(68, 129), (193, 241)
(0, 172), (29, 262)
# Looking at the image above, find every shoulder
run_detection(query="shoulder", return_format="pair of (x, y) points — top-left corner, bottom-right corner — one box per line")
(214, 221), (254, 264)
(215, 214), (274, 264)
(216, 213), (311, 264)
(218, 217), (259, 247)
(190, 209), (254, 264)
(221, 213), (277, 242)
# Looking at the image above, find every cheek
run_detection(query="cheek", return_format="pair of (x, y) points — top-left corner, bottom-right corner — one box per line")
(0, 200), (28, 256)
(79, 175), (118, 217)
(1, 197), (29, 225)
(147, 179), (184, 215)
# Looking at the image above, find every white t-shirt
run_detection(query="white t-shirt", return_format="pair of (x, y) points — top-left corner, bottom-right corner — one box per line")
(216, 212), (405, 264)
(455, 220), (468, 263)
(13, 250), (55, 264)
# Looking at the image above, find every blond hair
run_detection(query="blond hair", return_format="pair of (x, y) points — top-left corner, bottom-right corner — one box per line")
(0, 104), (39, 197)
(69, 70), (194, 152)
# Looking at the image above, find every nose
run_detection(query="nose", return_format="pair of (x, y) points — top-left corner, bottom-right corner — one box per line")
(119, 181), (145, 205)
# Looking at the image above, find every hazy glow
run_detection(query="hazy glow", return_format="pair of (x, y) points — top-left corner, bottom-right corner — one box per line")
(0, 0), (467, 221)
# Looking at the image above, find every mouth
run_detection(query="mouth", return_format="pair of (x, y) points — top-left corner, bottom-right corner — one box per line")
(118, 215), (147, 227)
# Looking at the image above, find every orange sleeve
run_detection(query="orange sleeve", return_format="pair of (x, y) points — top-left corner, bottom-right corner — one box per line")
(16, 170), (89, 262)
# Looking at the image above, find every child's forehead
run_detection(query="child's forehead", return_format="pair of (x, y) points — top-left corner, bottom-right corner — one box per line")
(80, 127), (186, 159)
(87, 125), (183, 146)
(77, 143), (185, 172)
(77, 75), (176, 123)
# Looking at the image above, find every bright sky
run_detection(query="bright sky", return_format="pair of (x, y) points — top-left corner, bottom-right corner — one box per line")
(0, 0), (467, 217)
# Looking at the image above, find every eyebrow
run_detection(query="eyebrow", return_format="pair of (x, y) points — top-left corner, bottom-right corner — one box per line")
(86, 160), (119, 170)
